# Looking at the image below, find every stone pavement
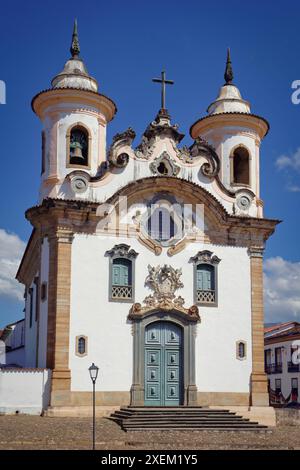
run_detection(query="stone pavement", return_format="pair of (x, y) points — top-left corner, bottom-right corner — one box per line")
(0, 415), (299, 450)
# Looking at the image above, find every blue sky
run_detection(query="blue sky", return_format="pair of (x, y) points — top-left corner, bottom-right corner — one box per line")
(0, 0), (300, 327)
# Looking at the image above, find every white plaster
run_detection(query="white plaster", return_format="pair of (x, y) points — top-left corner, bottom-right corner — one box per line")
(0, 369), (51, 415)
(38, 238), (49, 368)
(68, 234), (252, 395)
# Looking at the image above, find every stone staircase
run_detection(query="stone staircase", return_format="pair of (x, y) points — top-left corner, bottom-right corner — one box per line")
(110, 406), (269, 431)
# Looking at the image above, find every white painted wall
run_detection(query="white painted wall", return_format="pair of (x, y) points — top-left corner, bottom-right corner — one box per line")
(38, 238), (49, 368)
(0, 369), (51, 415)
(69, 233), (252, 395)
(24, 277), (38, 367)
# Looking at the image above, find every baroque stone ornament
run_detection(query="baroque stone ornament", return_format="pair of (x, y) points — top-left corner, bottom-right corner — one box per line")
(171, 136), (220, 178)
(191, 137), (220, 177)
(189, 250), (221, 265)
(234, 189), (255, 215)
(134, 109), (184, 160)
(108, 128), (136, 168)
(105, 243), (138, 259)
(68, 172), (89, 194)
(149, 151), (180, 176)
(128, 264), (200, 322)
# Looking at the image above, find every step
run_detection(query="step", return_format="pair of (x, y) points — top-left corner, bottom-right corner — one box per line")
(123, 422), (266, 428)
(112, 414), (251, 420)
(124, 427), (270, 432)
(110, 406), (268, 432)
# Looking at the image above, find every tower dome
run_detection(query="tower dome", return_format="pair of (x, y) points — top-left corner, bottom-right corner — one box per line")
(190, 49), (269, 208)
(207, 49), (250, 115)
(51, 19), (98, 92)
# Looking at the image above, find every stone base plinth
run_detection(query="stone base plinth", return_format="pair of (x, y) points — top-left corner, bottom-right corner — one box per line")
(44, 405), (121, 418)
(211, 406), (276, 427)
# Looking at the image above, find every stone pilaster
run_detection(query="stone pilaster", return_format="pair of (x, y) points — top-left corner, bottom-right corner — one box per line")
(249, 247), (269, 406)
(47, 230), (74, 406)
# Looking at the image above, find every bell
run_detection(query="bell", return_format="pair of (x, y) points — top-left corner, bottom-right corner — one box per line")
(70, 141), (85, 160)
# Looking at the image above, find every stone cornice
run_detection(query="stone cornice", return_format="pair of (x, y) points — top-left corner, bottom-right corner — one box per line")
(32, 87), (117, 122)
(190, 112), (269, 140)
(16, 229), (40, 285)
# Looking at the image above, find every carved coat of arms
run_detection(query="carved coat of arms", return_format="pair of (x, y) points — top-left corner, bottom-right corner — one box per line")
(144, 264), (185, 307)
(128, 264), (200, 322)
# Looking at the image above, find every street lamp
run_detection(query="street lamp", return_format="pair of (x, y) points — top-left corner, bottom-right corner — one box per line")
(89, 362), (99, 450)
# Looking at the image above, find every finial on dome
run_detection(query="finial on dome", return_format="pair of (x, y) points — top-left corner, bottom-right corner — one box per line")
(70, 19), (80, 58)
(224, 48), (233, 85)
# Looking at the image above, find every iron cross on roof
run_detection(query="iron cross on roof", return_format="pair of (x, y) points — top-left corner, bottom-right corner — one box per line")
(152, 70), (174, 110)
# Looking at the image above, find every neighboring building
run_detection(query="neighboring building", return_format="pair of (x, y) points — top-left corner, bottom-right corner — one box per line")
(0, 319), (25, 367)
(264, 322), (300, 405)
(15, 21), (279, 415)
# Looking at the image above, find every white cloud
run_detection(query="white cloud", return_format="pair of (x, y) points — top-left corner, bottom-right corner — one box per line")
(276, 147), (300, 172)
(0, 229), (26, 302)
(264, 257), (300, 324)
(286, 184), (300, 192)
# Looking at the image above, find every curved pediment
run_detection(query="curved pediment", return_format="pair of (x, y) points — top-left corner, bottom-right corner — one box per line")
(106, 175), (229, 225)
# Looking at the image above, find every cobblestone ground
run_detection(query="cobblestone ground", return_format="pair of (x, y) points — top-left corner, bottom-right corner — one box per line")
(0, 416), (299, 450)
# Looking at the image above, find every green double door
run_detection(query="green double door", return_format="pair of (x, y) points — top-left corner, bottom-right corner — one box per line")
(144, 321), (183, 406)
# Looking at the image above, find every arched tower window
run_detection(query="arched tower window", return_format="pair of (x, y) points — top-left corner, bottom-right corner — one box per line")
(69, 125), (89, 166)
(232, 147), (250, 185)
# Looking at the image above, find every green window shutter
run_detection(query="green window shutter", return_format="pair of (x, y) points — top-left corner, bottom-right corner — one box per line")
(112, 258), (132, 286)
(196, 264), (215, 290)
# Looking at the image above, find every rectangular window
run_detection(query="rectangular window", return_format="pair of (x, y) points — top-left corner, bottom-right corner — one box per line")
(275, 347), (282, 373)
(291, 378), (298, 401)
(275, 347), (282, 365)
(292, 378), (298, 390)
(111, 258), (133, 301)
(265, 349), (271, 365)
(41, 282), (47, 302)
(196, 264), (216, 305)
(275, 378), (281, 393)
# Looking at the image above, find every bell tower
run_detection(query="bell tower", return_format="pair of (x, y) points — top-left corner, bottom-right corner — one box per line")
(190, 49), (269, 217)
(32, 20), (116, 201)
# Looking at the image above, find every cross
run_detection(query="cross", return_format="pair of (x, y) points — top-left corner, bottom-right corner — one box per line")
(152, 70), (174, 110)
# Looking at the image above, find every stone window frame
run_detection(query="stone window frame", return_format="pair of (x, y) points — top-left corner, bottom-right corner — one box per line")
(236, 340), (247, 361)
(66, 122), (92, 170)
(229, 144), (252, 188)
(75, 335), (88, 357)
(105, 244), (138, 303)
(189, 250), (221, 307)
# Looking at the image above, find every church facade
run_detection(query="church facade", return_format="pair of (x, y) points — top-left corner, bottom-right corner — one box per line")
(17, 22), (279, 415)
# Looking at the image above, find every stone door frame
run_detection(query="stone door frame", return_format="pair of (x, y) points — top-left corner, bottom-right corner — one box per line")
(130, 310), (198, 406)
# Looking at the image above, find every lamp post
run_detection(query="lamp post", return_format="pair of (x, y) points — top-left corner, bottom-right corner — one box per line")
(88, 362), (99, 450)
